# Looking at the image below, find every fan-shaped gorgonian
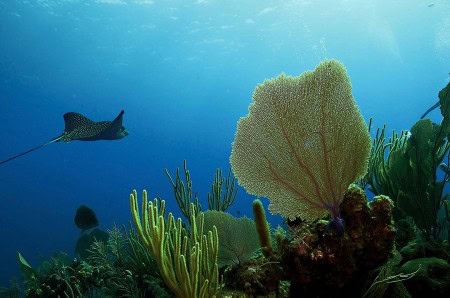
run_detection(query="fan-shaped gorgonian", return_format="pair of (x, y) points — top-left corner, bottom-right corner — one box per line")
(230, 60), (371, 225)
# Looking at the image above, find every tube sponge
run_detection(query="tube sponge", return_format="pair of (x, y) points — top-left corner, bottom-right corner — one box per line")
(230, 60), (372, 220)
(252, 199), (273, 258)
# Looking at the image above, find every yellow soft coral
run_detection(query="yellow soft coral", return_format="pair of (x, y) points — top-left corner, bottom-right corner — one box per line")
(130, 190), (220, 298)
(230, 60), (371, 220)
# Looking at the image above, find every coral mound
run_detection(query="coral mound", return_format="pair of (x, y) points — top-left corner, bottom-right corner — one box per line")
(281, 185), (395, 296)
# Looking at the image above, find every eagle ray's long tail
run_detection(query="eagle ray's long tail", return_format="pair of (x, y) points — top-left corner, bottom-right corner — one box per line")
(420, 101), (440, 119)
(0, 135), (64, 165)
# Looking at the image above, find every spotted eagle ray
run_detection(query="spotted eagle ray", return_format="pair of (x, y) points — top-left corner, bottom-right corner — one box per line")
(0, 110), (129, 165)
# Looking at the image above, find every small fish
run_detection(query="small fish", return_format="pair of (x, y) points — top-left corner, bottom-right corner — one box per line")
(428, 3), (434, 7)
(421, 101), (440, 119)
(0, 110), (128, 165)
(235, 210), (241, 216)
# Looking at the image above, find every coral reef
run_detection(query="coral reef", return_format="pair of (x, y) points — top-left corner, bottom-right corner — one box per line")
(17, 227), (172, 298)
(394, 217), (416, 248)
(75, 228), (109, 260)
(222, 255), (285, 297)
(367, 82), (450, 240)
(12, 64), (450, 298)
(399, 239), (449, 263)
(400, 257), (450, 298)
(281, 185), (395, 296)
(130, 190), (220, 298)
(18, 252), (103, 297)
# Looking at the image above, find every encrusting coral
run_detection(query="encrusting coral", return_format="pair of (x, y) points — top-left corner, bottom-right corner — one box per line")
(282, 185), (395, 296)
(230, 59), (372, 225)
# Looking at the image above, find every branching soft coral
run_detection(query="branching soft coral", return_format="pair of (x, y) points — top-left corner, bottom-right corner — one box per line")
(130, 190), (220, 298)
(230, 60), (372, 224)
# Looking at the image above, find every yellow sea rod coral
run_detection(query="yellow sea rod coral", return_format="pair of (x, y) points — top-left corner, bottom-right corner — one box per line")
(230, 60), (372, 221)
(130, 190), (220, 298)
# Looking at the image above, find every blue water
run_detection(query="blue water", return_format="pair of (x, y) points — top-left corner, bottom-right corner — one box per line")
(0, 0), (449, 288)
